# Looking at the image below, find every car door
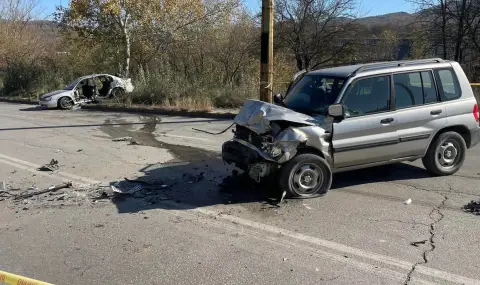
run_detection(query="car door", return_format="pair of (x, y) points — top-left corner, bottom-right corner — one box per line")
(394, 70), (446, 158)
(332, 75), (399, 168)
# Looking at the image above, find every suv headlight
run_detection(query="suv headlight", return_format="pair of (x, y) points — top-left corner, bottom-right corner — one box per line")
(42, 96), (52, 101)
(265, 144), (283, 158)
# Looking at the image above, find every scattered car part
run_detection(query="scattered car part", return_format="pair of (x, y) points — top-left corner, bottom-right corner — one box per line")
(410, 240), (428, 247)
(192, 123), (235, 135)
(14, 182), (72, 200)
(38, 159), (59, 171)
(112, 137), (133, 142)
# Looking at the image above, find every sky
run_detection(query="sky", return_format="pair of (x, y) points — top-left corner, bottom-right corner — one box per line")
(37, 0), (416, 19)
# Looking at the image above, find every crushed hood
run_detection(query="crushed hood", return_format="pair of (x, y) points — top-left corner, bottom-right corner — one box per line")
(234, 99), (322, 134)
(40, 90), (70, 99)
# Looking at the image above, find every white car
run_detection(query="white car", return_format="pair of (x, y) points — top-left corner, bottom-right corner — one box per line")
(38, 74), (134, 109)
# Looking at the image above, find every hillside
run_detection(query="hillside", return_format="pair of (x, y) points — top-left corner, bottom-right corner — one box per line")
(357, 12), (416, 27)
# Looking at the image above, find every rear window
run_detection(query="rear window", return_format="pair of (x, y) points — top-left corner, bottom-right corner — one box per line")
(434, 68), (461, 101)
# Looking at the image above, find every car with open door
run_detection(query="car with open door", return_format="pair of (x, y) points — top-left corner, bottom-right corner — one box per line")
(38, 74), (134, 109)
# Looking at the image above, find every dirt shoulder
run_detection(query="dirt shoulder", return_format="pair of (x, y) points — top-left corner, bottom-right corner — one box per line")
(0, 97), (237, 119)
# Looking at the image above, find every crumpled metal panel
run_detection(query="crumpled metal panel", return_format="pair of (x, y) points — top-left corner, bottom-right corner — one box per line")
(234, 100), (320, 134)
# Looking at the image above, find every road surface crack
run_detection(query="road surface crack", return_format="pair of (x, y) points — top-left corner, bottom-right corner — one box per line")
(390, 181), (477, 197)
(367, 218), (430, 229)
(403, 195), (448, 285)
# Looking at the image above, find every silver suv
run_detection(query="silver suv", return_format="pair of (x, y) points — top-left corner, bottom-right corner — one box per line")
(222, 59), (480, 198)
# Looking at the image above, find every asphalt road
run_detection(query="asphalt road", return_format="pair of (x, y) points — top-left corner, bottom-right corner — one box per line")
(0, 102), (479, 285)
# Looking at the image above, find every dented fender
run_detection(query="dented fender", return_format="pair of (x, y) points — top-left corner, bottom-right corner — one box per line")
(273, 126), (332, 165)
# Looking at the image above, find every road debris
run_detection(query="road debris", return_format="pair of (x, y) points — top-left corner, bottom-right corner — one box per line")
(14, 182), (73, 200)
(71, 103), (82, 110)
(410, 240), (428, 247)
(283, 257), (288, 261)
(0, 181), (5, 191)
(303, 203), (312, 210)
(112, 137), (132, 142)
(404, 198), (412, 205)
(38, 159), (59, 171)
(279, 191), (287, 204)
(463, 200), (480, 215)
(124, 177), (150, 185)
(77, 149), (83, 152)
(111, 184), (143, 195)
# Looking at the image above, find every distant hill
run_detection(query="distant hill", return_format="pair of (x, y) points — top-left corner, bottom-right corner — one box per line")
(357, 12), (416, 27)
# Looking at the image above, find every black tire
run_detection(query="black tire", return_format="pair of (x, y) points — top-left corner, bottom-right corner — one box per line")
(58, 97), (74, 109)
(279, 153), (332, 199)
(422, 131), (466, 176)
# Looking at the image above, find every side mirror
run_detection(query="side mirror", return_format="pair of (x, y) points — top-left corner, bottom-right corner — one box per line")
(328, 104), (344, 118)
(273, 93), (283, 104)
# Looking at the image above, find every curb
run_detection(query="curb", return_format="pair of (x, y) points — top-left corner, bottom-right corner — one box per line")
(0, 98), (237, 120)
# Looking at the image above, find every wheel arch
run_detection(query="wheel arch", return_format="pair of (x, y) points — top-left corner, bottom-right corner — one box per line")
(297, 145), (325, 158)
(57, 95), (75, 108)
(425, 125), (472, 155)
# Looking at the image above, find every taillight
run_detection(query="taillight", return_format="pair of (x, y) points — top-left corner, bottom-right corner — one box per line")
(474, 104), (479, 122)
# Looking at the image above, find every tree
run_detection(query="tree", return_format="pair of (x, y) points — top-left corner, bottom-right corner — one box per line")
(409, 0), (453, 59)
(275, 0), (360, 70)
(57, 0), (236, 78)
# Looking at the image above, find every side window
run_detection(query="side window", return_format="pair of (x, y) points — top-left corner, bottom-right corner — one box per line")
(393, 72), (423, 109)
(343, 75), (391, 118)
(421, 71), (438, 104)
(434, 68), (461, 101)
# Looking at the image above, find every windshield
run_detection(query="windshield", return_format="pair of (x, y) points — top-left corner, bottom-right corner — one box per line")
(283, 74), (346, 115)
(64, 78), (83, 90)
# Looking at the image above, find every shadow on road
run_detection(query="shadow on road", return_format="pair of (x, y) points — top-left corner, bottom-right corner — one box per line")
(19, 106), (49, 112)
(108, 157), (431, 214)
(332, 163), (430, 189)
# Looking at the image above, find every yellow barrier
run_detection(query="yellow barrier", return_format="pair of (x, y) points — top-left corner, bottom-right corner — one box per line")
(0, 270), (54, 285)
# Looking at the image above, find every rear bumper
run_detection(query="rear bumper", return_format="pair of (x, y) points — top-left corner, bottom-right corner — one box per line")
(469, 127), (480, 148)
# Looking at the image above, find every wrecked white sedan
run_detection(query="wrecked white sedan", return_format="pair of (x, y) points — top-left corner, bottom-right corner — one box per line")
(38, 74), (134, 109)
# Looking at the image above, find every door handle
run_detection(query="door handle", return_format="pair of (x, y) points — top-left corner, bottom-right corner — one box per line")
(380, 118), (394, 124)
(431, 110), (442, 115)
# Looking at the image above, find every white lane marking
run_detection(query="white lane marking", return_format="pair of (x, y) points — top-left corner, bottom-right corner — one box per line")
(159, 200), (480, 285)
(0, 153), (101, 185)
(0, 158), (74, 184)
(158, 133), (210, 141)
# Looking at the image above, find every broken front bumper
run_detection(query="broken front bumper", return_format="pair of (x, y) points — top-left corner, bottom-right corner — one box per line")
(38, 100), (57, 108)
(222, 140), (262, 171)
(222, 139), (277, 182)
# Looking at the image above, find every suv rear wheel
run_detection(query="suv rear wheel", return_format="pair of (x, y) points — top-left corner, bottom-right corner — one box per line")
(280, 153), (332, 198)
(422, 131), (466, 176)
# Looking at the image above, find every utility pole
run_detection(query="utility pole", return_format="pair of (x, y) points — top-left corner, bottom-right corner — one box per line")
(260, 0), (274, 103)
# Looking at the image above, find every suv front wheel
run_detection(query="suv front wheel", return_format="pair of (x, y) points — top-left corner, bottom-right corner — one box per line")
(422, 131), (466, 176)
(280, 153), (332, 198)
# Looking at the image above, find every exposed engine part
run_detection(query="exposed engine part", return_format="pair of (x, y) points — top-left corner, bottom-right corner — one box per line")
(222, 140), (260, 171)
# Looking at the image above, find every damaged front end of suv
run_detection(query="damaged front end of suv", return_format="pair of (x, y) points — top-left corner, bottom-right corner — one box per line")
(222, 99), (334, 198)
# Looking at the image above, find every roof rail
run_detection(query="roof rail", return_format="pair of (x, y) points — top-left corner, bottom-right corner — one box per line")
(351, 58), (444, 76)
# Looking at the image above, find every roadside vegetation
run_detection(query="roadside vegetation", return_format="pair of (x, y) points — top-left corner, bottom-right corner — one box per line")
(1, 0), (480, 110)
